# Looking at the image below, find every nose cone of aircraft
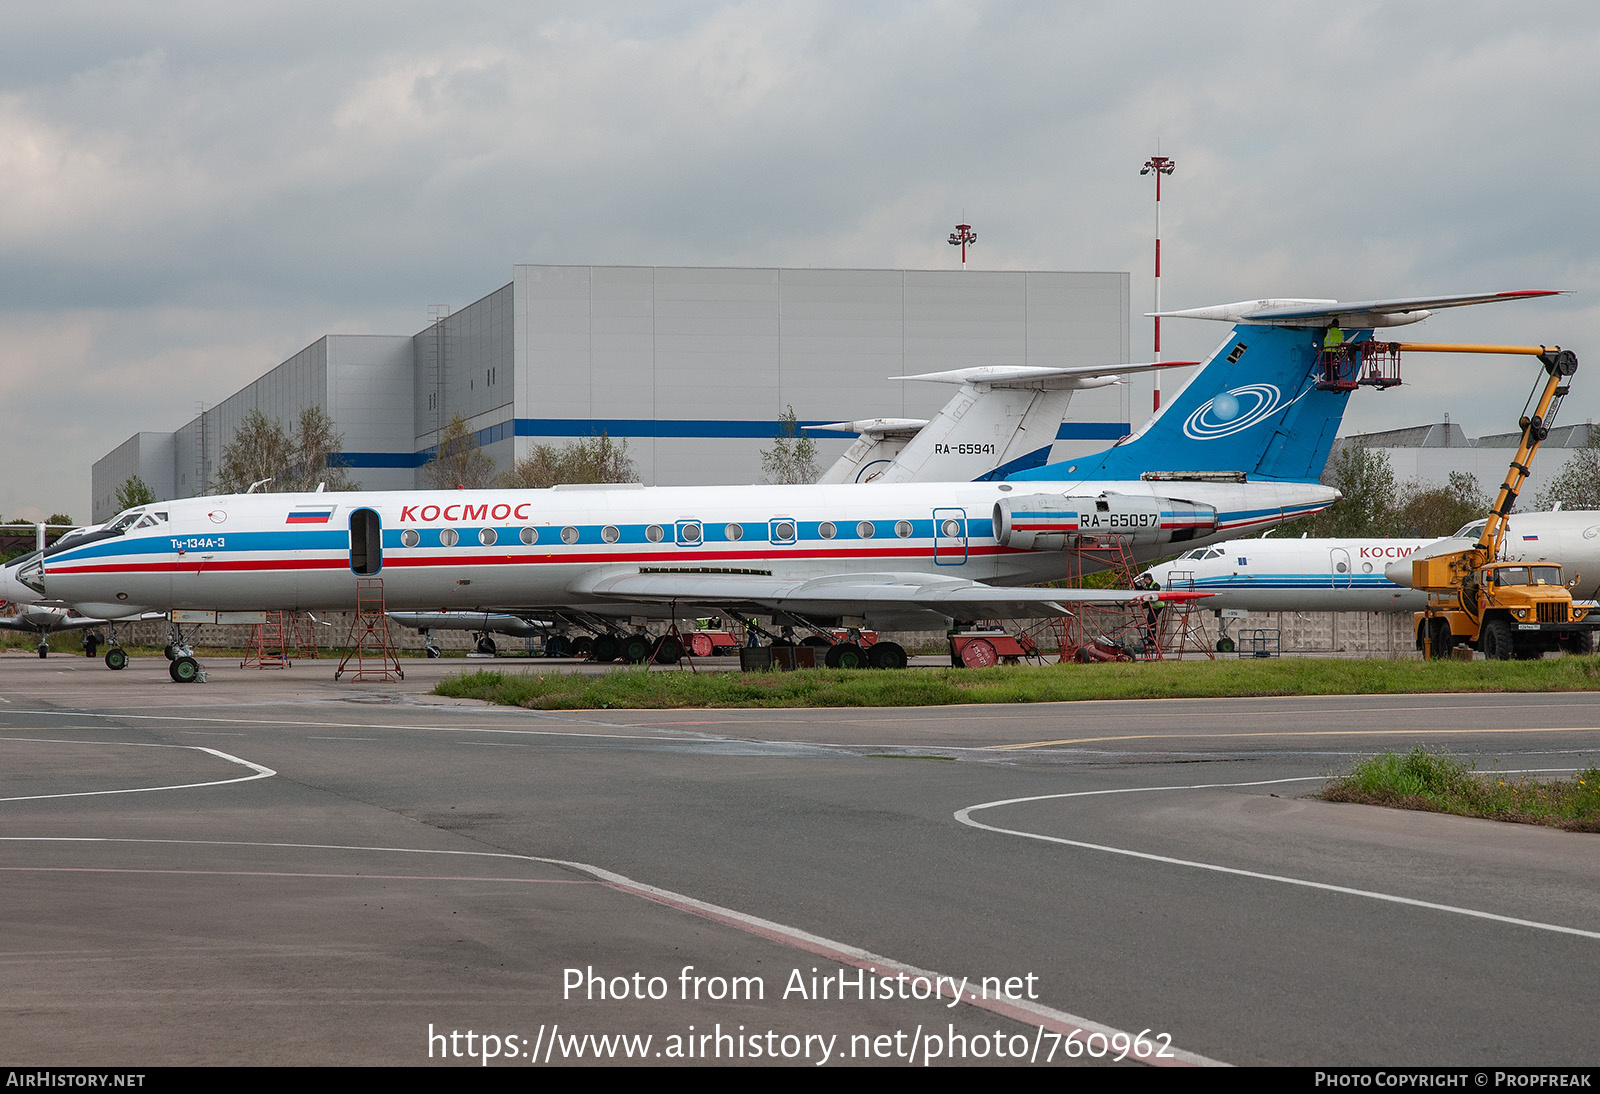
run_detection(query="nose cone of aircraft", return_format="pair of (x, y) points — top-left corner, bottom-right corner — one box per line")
(1383, 536), (1477, 587)
(0, 560), (38, 608)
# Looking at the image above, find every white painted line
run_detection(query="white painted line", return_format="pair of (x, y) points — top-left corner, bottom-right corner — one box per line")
(0, 836), (1227, 1067)
(0, 738), (274, 802)
(955, 776), (1600, 942)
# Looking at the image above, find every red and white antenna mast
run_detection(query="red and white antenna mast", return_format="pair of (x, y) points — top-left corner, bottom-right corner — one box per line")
(1140, 153), (1175, 411)
(948, 222), (977, 268)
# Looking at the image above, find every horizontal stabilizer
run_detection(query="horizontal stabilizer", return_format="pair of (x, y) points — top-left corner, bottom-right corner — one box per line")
(804, 418), (929, 438)
(1156, 291), (1562, 329)
(893, 361), (1197, 389)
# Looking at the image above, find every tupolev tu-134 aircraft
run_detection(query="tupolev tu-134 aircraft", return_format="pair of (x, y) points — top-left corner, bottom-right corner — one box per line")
(3, 290), (1556, 679)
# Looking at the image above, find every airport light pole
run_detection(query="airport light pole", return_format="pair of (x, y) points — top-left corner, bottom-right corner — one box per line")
(1141, 154), (1175, 411)
(948, 223), (977, 269)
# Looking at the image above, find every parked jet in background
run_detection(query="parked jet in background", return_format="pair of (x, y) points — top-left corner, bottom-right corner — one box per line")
(1141, 512), (1600, 613)
(1384, 510), (1600, 601)
(0, 602), (124, 658)
(1140, 535), (1433, 612)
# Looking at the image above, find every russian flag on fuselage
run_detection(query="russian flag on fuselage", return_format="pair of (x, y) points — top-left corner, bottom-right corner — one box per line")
(286, 506), (335, 525)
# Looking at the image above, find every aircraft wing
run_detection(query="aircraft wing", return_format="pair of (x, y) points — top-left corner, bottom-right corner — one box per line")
(571, 569), (1203, 622)
(0, 611), (115, 634)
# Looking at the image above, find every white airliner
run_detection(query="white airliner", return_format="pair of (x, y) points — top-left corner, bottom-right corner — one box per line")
(3, 290), (1554, 680)
(412, 359), (1194, 653)
(1140, 535), (1434, 612)
(1140, 512), (1600, 613)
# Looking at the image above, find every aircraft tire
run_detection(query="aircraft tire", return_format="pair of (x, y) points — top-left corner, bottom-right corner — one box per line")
(476, 636), (497, 656)
(592, 635), (620, 662)
(571, 636), (594, 657)
(104, 648), (128, 671)
(1483, 618), (1513, 661)
(38, 642), (47, 659)
(622, 634), (652, 663)
(1215, 637), (1235, 653)
(868, 641), (907, 670)
(654, 635), (683, 664)
(170, 656), (200, 683)
(825, 642), (866, 669)
(164, 644), (178, 661)
(425, 645), (442, 658)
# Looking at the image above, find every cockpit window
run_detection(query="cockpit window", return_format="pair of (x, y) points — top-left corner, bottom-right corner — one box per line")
(106, 510), (145, 535)
(1453, 520), (1488, 539)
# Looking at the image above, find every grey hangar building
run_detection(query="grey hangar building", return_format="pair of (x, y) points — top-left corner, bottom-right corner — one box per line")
(91, 265), (1135, 521)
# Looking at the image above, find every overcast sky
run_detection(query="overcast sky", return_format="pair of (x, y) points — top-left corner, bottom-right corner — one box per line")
(2, 1), (1597, 519)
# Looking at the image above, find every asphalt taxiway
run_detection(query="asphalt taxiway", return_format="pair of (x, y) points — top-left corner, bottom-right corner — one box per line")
(1, 655), (1597, 1066)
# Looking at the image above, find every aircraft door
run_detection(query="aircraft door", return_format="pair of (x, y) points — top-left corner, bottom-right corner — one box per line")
(350, 508), (383, 575)
(933, 508), (968, 566)
(1329, 547), (1352, 589)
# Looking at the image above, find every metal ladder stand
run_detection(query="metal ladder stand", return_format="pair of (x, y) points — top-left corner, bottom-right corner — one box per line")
(335, 578), (404, 681)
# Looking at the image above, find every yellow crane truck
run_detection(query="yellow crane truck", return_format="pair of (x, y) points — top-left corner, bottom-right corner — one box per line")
(1411, 347), (1600, 660)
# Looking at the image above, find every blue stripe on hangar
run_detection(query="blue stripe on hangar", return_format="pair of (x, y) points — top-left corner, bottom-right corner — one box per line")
(337, 418), (1132, 470)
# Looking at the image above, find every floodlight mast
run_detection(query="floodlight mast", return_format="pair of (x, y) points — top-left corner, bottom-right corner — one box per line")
(1141, 154), (1175, 411)
(948, 223), (977, 269)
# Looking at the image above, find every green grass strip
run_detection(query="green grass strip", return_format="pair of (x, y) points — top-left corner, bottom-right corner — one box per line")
(1322, 748), (1600, 833)
(432, 655), (1600, 710)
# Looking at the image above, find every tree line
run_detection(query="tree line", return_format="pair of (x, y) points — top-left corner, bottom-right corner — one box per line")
(1276, 430), (1600, 540)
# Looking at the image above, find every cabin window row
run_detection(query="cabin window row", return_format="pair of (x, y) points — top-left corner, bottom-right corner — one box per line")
(392, 517), (959, 549)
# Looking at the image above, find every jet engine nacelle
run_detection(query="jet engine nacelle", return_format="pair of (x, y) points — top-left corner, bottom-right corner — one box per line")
(992, 492), (1218, 550)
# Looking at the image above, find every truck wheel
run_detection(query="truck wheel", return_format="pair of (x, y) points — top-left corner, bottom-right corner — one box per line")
(1428, 618), (1452, 660)
(1483, 619), (1512, 661)
(1562, 631), (1595, 655)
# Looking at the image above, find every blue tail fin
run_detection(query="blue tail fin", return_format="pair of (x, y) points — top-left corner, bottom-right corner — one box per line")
(1008, 324), (1358, 483)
